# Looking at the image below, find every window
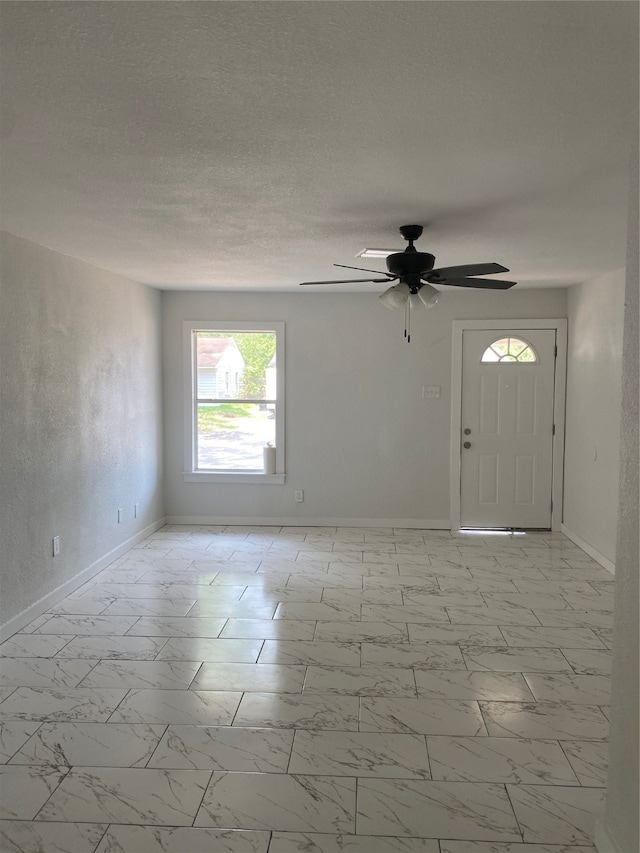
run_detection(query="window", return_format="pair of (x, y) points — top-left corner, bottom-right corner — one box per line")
(184, 322), (284, 483)
(481, 336), (538, 363)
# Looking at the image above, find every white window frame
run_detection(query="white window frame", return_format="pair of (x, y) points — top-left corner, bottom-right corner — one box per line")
(183, 321), (285, 484)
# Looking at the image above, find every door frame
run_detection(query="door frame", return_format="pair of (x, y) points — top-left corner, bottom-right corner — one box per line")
(450, 318), (568, 532)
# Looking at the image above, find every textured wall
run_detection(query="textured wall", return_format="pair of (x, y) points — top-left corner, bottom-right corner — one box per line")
(598, 138), (639, 853)
(563, 270), (625, 562)
(0, 233), (164, 624)
(162, 287), (567, 524)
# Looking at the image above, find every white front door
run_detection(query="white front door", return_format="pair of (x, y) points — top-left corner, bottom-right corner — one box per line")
(460, 328), (557, 529)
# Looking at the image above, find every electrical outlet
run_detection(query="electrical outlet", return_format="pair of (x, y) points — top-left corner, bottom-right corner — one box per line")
(117, 508), (123, 524)
(294, 490), (304, 503)
(134, 503), (139, 519)
(52, 536), (60, 557)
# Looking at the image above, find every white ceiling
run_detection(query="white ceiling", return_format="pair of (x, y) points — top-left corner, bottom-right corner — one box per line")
(0, 1), (637, 291)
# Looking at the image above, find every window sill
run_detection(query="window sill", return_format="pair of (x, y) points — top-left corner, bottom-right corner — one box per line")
(184, 472), (285, 484)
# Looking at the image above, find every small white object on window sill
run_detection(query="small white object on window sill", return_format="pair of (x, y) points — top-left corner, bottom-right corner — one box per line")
(263, 443), (276, 474)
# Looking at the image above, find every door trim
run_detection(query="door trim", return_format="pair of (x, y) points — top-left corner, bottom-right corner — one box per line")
(450, 319), (567, 532)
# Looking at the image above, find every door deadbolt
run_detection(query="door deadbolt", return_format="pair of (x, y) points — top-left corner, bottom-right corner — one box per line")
(463, 428), (471, 435)
(463, 441), (471, 449)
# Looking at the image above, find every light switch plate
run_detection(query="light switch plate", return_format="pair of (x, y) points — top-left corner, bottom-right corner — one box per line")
(422, 386), (441, 399)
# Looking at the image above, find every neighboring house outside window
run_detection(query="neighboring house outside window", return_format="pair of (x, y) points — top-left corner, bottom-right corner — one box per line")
(196, 337), (245, 399)
(184, 322), (285, 483)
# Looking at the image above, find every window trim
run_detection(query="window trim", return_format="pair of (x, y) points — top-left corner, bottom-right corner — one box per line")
(183, 321), (285, 484)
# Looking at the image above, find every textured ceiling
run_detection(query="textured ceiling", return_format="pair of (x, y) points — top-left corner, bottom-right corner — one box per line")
(0, 1), (637, 291)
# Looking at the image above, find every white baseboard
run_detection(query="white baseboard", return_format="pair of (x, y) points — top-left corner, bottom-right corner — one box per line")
(561, 524), (616, 575)
(0, 518), (166, 642)
(594, 819), (624, 853)
(165, 515), (451, 530)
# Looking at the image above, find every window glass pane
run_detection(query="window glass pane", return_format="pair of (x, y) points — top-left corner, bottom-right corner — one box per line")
(481, 336), (538, 363)
(197, 402), (276, 470)
(196, 331), (276, 401)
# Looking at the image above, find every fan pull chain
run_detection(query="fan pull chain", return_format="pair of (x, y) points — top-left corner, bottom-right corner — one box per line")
(406, 300), (411, 343)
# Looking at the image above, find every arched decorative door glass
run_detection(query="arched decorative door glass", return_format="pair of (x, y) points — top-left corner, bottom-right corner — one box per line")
(481, 337), (538, 363)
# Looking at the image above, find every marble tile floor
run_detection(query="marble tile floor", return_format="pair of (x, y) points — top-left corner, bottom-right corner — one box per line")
(0, 525), (614, 852)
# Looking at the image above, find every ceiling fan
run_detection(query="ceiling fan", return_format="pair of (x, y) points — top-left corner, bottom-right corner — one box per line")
(300, 224), (516, 341)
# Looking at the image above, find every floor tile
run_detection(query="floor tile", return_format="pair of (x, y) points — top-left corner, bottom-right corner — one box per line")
(499, 627), (606, 649)
(479, 701), (609, 740)
(125, 616), (227, 637)
(561, 740), (609, 786)
(407, 624), (506, 645)
(194, 772), (356, 832)
(356, 779), (521, 840)
(314, 622), (408, 643)
(523, 673), (612, 704)
(185, 601), (278, 618)
(34, 615), (140, 635)
(561, 648), (612, 676)
(11, 720), (165, 767)
(0, 764), (68, 818)
(0, 634), (72, 658)
(360, 697), (487, 735)
(0, 658), (96, 688)
(289, 730), (430, 778)
(446, 607), (541, 626)
(440, 844), (595, 853)
(100, 598), (197, 616)
(462, 647), (573, 672)
(78, 659), (201, 689)
(220, 620), (316, 640)
(0, 821), (107, 852)
(507, 784), (605, 844)
(233, 693), (359, 730)
(191, 662), (306, 693)
(415, 671), (535, 702)
(274, 603), (361, 621)
(0, 721), (41, 762)
(321, 588), (404, 605)
(360, 604), (450, 624)
(147, 725), (293, 771)
(304, 666), (416, 696)
(0, 687), (128, 722)
(94, 826), (271, 853)
(257, 641), (360, 666)
(54, 636), (168, 660)
(37, 766), (211, 825)
(243, 587), (325, 603)
(156, 637), (263, 662)
(532, 610), (613, 629)
(109, 688), (241, 725)
(361, 643), (465, 669)
(0, 526), (611, 849)
(482, 593), (570, 611)
(427, 735), (578, 783)
(269, 835), (438, 853)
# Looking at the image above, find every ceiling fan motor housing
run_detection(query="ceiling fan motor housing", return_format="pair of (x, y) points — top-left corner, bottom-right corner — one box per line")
(385, 251), (436, 277)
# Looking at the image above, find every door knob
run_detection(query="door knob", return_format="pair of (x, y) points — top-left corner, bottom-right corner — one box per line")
(463, 441), (471, 449)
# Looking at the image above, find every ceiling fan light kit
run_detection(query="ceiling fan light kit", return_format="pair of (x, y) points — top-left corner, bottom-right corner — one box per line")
(300, 224), (516, 341)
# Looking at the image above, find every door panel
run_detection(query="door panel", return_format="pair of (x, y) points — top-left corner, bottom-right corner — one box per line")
(460, 329), (556, 528)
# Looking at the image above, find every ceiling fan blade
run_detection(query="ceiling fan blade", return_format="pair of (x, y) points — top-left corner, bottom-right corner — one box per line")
(428, 277), (516, 289)
(428, 263), (509, 280)
(334, 263), (396, 277)
(299, 277), (394, 286)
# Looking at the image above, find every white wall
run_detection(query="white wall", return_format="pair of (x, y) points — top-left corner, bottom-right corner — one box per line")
(0, 233), (164, 625)
(563, 270), (625, 564)
(163, 287), (567, 524)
